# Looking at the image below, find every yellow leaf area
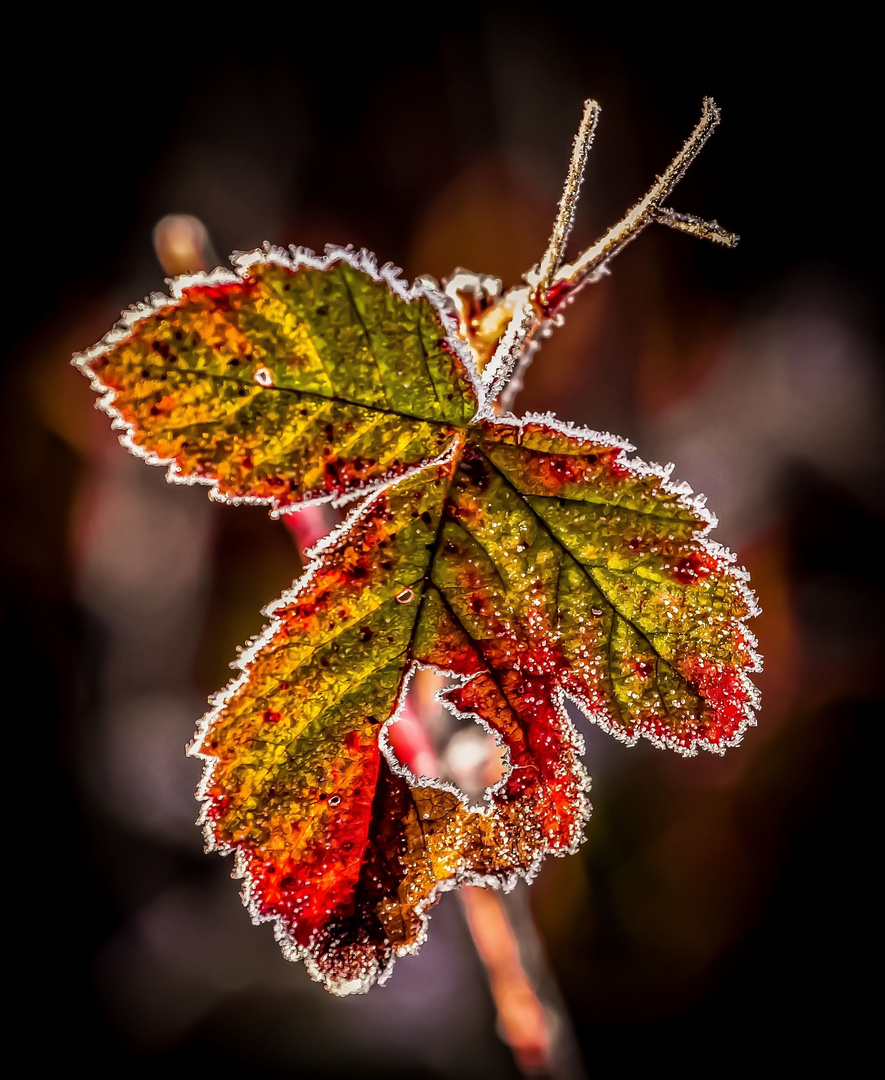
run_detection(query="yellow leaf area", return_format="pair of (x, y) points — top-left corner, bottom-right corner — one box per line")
(81, 253), (478, 511)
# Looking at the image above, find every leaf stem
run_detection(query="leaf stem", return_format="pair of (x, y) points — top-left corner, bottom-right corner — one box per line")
(393, 663), (583, 1078)
(460, 885), (555, 1076)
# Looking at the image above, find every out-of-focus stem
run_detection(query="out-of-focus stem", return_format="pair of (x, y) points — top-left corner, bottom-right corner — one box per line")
(460, 885), (553, 1075)
(389, 669), (579, 1079)
(153, 213), (214, 277)
(157, 217), (558, 1069)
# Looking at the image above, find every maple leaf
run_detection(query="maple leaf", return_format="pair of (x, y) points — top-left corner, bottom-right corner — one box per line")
(75, 98), (759, 994)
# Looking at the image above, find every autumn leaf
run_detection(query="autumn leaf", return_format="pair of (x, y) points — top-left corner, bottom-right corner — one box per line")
(78, 253), (476, 511)
(75, 99), (759, 995)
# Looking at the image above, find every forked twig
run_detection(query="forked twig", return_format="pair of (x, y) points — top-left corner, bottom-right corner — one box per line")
(479, 97), (738, 410)
(548, 97), (738, 305)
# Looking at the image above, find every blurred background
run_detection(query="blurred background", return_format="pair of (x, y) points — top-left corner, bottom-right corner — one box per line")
(5, 11), (880, 1078)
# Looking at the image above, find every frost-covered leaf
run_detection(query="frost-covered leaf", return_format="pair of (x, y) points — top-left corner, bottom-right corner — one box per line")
(79, 248), (478, 513)
(77, 242), (758, 995)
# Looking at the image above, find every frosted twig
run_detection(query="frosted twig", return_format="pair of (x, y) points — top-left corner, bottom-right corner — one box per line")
(653, 207), (739, 247)
(483, 101), (599, 405)
(535, 99), (601, 306)
(551, 97), (732, 301)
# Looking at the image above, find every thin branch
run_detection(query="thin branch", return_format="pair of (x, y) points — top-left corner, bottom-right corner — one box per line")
(482, 101), (599, 404)
(460, 886), (553, 1075)
(653, 207), (739, 247)
(386, 668), (579, 1078)
(153, 213), (214, 276)
(552, 97), (727, 300)
(534, 99), (601, 306)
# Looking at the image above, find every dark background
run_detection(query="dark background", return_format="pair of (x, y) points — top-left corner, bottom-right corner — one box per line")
(5, 12), (879, 1078)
